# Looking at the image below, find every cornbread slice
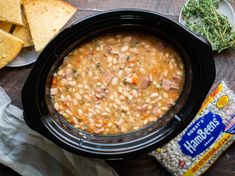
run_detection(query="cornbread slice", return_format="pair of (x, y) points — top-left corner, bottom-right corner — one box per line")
(0, 22), (12, 32)
(23, 0), (77, 51)
(0, 0), (23, 25)
(12, 12), (33, 47)
(0, 29), (24, 69)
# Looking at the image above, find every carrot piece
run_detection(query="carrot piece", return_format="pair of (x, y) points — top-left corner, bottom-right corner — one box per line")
(62, 102), (68, 108)
(103, 121), (108, 127)
(68, 118), (75, 125)
(150, 68), (158, 74)
(51, 78), (57, 87)
(132, 76), (139, 85)
(79, 116), (87, 122)
(76, 59), (81, 65)
(129, 60), (136, 64)
(141, 114), (147, 119)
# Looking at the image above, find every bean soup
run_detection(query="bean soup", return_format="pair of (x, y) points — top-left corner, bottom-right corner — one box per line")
(50, 32), (185, 135)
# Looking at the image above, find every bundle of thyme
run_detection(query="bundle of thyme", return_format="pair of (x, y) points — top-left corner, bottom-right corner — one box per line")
(182, 0), (235, 52)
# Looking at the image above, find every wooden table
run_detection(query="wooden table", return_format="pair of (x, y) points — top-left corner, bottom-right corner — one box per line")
(0, 0), (235, 175)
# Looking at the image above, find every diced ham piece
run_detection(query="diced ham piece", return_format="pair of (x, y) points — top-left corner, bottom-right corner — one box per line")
(162, 79), (171, 91)
(171, 82), (180, 90)
(65, 69), (73, 80)
(141, 77), (151, 89)
(173, 74), (182, 82)
(137, 106), (147, 113)
(106, 47), (113, 54)
(94, 127), (104, 134)
(95, 92), (106, 99)
(167, 99), (175, 106)
(115, 119), (124, 128)
(152, 107), (159, 115)
(157, 41), (166, 50)
(103, 70), (114, 83)
(95, 87), (107, 99)
(95, 100), (102, 104)
(162, 79), (180, 91)
(96, 87), (103, 93)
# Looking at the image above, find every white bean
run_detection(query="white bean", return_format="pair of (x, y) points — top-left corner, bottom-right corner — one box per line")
(88, 71), (93, 77)
(123, 92), (129, 97)
(50, 88), (58, 95)
(60, 95), (66, 101)
(140, 67), (145, 73)
(66, 95), (72, 101)
(163, 70), (168, 77)
(113, 58), (117, 64)
(150, 92), (159, 97)
(163, 92), (169, 98)
(105, 107), (111, 113)
(177, 71), (183, 76)
(54, 103), (59, 110)
(120, 95), (125, 100)
(125, 77), (132, 83)
(115, 98), (121, 105)
(61, 79), (67, 85)
(147, 105), (153, 110)
(65, 109), (72, 116)
(120, 45), (129, 52)
(68, 81), (76, 86)
(117, 70), (123, 77)
(72, 99), (78, 105)
(107, 56), (113, 63)
(146, 98), (151, 103)
(77, 109), (83, 115)
(161, 106), (168, 111)
(132, 90), (138, 97)
(75, 93), (82, 100)
(128, 95), (133, 100)
(131, 48), (139, 54)
(129, 63), (135, 67)
(123, 36), (132, 42)
(111, 77), (118, 86)
(118, 87), (123, 93)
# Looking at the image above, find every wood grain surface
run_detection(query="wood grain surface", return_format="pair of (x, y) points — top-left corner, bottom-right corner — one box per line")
(0, 0), (235, 176)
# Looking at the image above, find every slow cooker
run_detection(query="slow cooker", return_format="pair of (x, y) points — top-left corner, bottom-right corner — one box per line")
(22, 9), (215, 159)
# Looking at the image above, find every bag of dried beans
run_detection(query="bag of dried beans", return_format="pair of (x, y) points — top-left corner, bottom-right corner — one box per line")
(151, 81), (235, 176)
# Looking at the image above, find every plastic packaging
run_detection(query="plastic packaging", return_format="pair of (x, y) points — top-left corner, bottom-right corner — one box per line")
(151, 81), (235, 176)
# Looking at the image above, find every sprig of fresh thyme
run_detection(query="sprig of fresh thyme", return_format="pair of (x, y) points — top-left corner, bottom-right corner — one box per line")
(182, 0), (235, 52)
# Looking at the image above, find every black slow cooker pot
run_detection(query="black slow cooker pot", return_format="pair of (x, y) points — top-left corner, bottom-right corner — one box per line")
(22, 9), (215, 159)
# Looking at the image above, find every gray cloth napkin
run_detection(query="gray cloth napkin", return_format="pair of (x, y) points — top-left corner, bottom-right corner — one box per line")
(0, 87), (118, 176)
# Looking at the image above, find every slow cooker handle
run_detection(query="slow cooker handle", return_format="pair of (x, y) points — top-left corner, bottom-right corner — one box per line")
(191, 34), (215, 89)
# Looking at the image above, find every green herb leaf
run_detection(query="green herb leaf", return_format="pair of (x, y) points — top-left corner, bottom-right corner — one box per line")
(182, 0), (235, 52)
(96, 62), (101, 68)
